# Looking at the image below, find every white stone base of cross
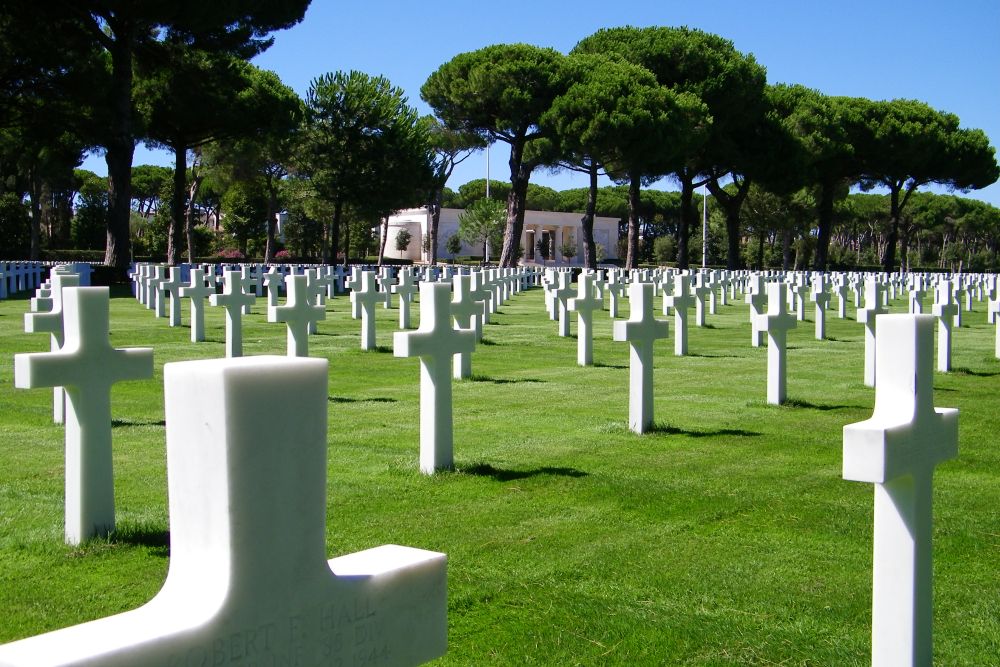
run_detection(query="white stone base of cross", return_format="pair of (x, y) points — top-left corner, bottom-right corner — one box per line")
(0, 355), (447, 667)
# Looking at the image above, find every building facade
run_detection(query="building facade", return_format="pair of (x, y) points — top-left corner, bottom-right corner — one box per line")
(384, 207), (621, 265)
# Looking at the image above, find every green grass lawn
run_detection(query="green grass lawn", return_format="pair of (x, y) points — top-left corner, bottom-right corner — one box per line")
(0, 281), (998, 665)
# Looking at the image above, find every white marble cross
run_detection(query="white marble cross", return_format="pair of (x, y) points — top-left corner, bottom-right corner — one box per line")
(264, 266), (285, 308)
(790, 279), (808, 321)
(268, 274), (326, 357)
(347, 266), (364, 319)
(605, 272), (626, 319)
(613, 282), (669, 434)
(350, 270), (383, 350)
(451, 275), (482, 378)
(908, 276), (927, 314)
(239, 265), (259, 315)
(392, 269), (419, 330)
(24, 269), (80, 424)
(161, 267), (185, 327)
(148, 265), (168, 317)
(833, 275), (849, 319)
(0, 355), (447, 666)
(949, 281), (964, 327)
(692, 274), (711, 327)
(811, 274), (831, 341)
(754, 282), (797, 405)
(178, 268), (214, 343)
(989, 295), (1000, 359)
(469, 270), (493, 326)
(14, 287), (153, 544)
(930, 281), (957, 372)
(394, 282), (476, 473)
(663, 274), (694, 356)
(857, 278), (888, 387)
(745, 274), (767, 347)
(209, 270), (256, 358)
(843, 314), (957, 667)
(567, 273), (603, 366)
(552, 272), (576, 337)
(378, 267), (395, 308)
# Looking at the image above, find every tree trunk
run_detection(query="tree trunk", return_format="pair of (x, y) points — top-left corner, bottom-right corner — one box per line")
(342, 218), (351, 266)
(263, 174), (279, 264)
(782, 227), (793, 271)
(104, 27), (135, 278)
(625, 173), (641, 270)
(184, 163), (203, 264)
(707, 176), (750, 270)
(882, 184), (901, 272)
(677, 171), (695, 270)
(40, 181), (55, 248)
(27, 166), (42, 260)
(813, 179), (836, 271)
(756, 227), (766, 269)
(167, 145), (185, 266)
(581, 160), (598, 269)
(428, 189), (443, 265)
(377, 216), (389, 266)
(499, 138), (530, 268)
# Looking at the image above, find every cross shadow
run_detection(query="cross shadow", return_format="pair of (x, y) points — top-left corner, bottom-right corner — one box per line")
(468, 374), (545, 384)
(329, 396), (397, 404)
(594, 362), (627, 370)
(686, 352), (741, 359)
(458, 463), (588, 481)
(104, 524), (170, 558)
(111, 418), (166, 428)
(782, 398), (852, 411)
(952, 366), (1000, 378)
(370, 345), (393, 353)
(480, 338), (499, 346)
(647, 423), (761, 438)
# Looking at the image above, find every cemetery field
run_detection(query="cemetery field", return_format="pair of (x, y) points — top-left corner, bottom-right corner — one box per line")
(1, 284), (999, 665)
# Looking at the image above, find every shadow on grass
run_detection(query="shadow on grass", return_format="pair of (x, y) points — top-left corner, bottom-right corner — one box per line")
(480, 338), (499, 346)
(952, 366), (1000, 378)
(468, 374), (545, 385)
(112, 418), (166, 428)
(648, 423), (761, 438)
(686, 352), (741, 359)
(367, 345), (393, 354)
(782, 398), (852, 411)
(594, 362), (627, 370)
(698, 323), (717, 329)
(75, 523), (170, 559)
(329, 396), (397, 404)
(459, 463), (588, 481)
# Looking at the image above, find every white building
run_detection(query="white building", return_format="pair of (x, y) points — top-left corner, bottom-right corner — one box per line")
(384, 207), (621, 265)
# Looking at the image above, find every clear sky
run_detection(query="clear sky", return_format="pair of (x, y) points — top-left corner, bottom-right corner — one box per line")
(85, 0), (1000, 206)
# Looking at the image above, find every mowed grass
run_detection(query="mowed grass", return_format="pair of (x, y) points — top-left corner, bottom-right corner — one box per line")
(0, 279), (998, 665)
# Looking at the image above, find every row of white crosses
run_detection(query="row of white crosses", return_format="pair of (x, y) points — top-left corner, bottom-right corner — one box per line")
(0, 261), (46, 299)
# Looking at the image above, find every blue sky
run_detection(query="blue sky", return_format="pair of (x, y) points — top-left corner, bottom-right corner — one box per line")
(85, 0), (1000, 206)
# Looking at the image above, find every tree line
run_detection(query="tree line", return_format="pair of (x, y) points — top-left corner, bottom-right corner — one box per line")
(2, 13), (997, 274)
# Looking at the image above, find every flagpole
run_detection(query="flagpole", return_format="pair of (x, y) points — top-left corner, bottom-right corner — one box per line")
(702, 185), (708, 269)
